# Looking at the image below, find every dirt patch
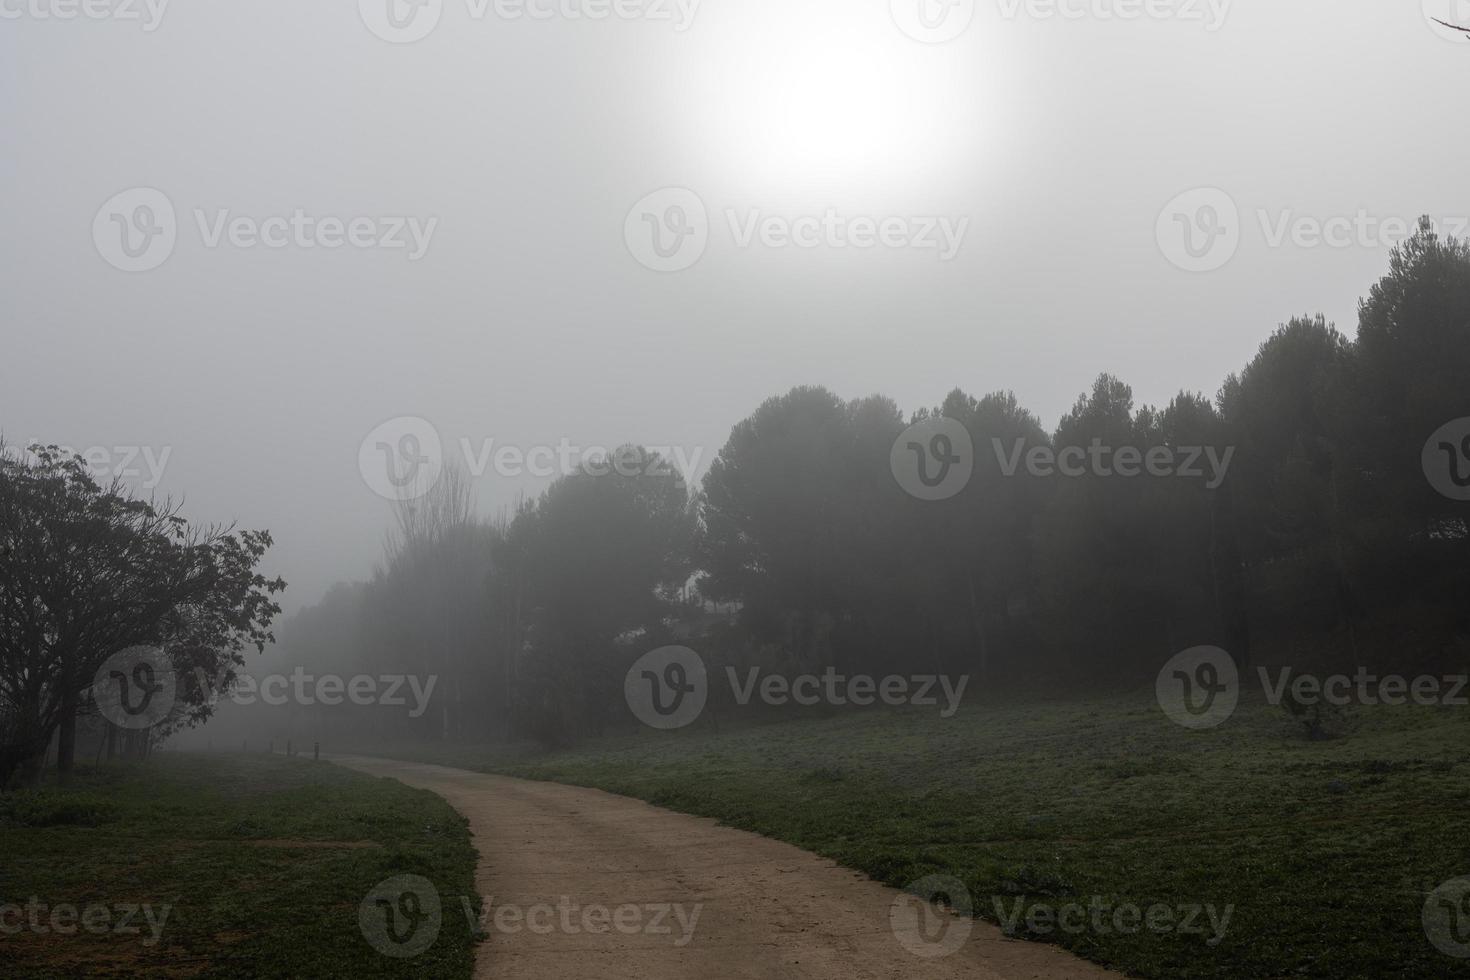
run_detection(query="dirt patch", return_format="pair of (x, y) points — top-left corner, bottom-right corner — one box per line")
(333, 755), (1126, 980)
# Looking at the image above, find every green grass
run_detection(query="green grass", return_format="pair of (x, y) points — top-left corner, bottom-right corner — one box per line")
(0, 753), (479, 979)
(363, 692), (1470, 979)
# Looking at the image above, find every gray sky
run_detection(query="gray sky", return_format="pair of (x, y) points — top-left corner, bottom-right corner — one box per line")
(3, 0), (1467, 612)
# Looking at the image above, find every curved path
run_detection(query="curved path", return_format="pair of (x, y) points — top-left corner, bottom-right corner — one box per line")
(333, 755), (1125, 979)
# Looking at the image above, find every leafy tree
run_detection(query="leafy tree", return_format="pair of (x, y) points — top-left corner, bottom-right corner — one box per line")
(0, 443), (283, 786)
(505, 446), (695, 742)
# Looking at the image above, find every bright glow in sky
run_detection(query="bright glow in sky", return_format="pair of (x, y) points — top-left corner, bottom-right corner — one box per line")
(674, 0), (1000, 203)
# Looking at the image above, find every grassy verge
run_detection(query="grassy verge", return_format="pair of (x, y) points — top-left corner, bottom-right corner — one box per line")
(363, 692), (1470, 979)
(0, 752), (479, 979)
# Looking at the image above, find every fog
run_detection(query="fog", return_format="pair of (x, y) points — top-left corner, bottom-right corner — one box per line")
(5, 1), (1466, 612)
(6, 5), (1470, 978)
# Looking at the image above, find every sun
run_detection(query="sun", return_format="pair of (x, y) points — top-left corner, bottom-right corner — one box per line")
(673, 1), (994, 204)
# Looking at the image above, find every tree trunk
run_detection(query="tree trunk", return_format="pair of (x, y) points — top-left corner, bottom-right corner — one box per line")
(966, 571), (988, 684)
(18, 748), (44, 787)
(56, 687), (79, 779)
(1211, 478), (1252, 672)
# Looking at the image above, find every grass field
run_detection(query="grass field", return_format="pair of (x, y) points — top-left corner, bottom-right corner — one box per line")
(0, 753), (479, 979)
(365, 691), (1470, 979)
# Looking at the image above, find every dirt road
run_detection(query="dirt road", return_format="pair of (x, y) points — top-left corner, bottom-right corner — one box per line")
(333, 756), (1125, 979)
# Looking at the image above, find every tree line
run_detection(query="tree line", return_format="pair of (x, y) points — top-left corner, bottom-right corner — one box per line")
(263, 220), (1467, 747)
(4, 221), (1466, 765)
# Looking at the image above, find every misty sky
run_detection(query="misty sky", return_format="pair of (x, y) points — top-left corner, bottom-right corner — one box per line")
(2, 0), (1467, 613)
